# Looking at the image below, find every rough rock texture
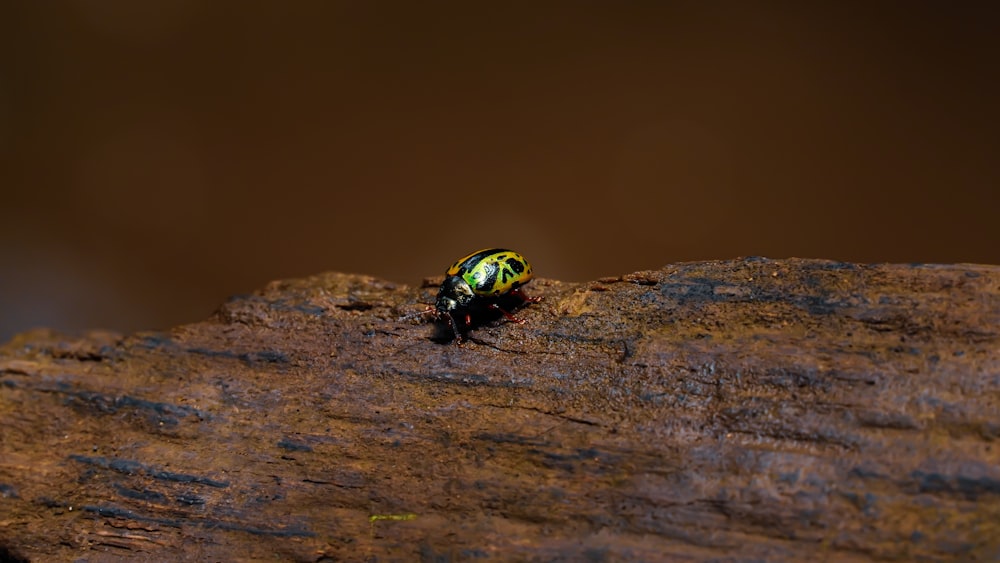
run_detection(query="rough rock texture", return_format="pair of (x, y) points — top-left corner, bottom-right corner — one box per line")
(1, 258), (998, 561)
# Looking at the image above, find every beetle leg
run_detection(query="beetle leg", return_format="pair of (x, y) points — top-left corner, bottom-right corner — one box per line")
(444, 312), (464, 343)
(488, 303), (528, 324)
(510, 288), (543, 304)
(489, 288), (542, 324)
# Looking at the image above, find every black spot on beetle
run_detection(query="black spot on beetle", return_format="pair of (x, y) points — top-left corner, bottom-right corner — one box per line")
(478, 264), (499, 292)
(506, 257), (525, 274)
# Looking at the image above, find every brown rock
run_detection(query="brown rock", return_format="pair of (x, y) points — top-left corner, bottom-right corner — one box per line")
(1, 258), (998, 560)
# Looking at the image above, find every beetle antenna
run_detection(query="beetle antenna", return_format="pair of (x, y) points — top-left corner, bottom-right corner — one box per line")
(398, 306), (435, 321)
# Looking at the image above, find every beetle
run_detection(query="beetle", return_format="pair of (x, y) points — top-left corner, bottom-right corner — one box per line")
(430, 248), (541, 342)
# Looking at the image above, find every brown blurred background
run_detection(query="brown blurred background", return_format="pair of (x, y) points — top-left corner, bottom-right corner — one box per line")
(2, 2), (998, 342)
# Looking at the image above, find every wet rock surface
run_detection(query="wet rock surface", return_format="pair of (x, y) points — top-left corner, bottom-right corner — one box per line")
(1, 258), (998, 561)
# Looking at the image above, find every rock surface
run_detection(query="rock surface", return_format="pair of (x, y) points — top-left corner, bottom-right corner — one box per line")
(1, 258), (998, 561)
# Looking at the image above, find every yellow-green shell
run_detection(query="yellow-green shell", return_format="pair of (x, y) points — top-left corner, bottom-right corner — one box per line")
(446, 248), (534, 296)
